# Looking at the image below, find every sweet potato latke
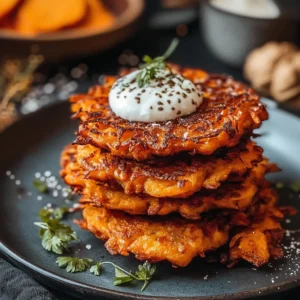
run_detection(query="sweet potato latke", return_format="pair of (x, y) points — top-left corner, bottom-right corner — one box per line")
(71, 67), (268, 161)
(76, 205), (284, 267)
(61, 144), (276, 219)
(60, 63), (296, 269)
(74, 140), (263, 198)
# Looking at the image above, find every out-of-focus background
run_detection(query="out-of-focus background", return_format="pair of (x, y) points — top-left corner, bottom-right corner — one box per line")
(1, 0), (300, 133)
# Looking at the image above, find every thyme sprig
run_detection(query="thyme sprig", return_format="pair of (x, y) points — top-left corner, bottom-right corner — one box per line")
(0, 55), (43, 132)
(137, 38), (179, 87)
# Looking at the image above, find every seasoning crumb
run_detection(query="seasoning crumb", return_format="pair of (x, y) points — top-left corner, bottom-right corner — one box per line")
(86, 244), (92, 250)
(37, 196), (43, 201)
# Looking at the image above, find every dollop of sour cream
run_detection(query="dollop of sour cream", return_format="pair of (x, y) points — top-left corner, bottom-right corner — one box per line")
(109, 69), (203, 122)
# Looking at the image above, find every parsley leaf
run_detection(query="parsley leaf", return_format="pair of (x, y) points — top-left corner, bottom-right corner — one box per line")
(135, 261), (156, 291)
(39, 208), (52, 222)
(90, 263), (102, 276)
(33, 179), (48, 193)
(113, 267), (133, 286)
(100, 261), (156, 290)
(53, 206), (69, 220)
(34, 219), (78, 254)
(56, 257), (94, 273)
(39, 206), (69, 222)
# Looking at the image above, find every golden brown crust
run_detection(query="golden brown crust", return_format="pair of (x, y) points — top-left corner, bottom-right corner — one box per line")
(70, 67), (268, 161)
(77, 205), (284, 267)
(75, 140), (263, 198)
(226, 216), (284, 267)
(61, 144), (277, 220)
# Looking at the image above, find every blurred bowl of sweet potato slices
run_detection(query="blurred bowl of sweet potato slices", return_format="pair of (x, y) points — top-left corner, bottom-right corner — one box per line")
(0, 0), (144, 60)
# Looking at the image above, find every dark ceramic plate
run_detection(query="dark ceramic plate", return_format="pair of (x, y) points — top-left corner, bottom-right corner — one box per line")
(0, 99), (300, 300)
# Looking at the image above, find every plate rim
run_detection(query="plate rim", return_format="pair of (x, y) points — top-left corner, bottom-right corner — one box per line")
(2, 240), (300, 300)
(1, 100), (300, 300)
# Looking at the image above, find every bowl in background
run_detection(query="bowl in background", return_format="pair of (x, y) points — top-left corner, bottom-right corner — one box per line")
(200, 0), (299, 68)
(0, 0), (144, 61)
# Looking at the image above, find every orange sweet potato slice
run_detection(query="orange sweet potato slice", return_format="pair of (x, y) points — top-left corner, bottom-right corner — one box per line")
(0, 0), (20, 19)
(15, 0), (87, 34)
(77, 0), (115, 31)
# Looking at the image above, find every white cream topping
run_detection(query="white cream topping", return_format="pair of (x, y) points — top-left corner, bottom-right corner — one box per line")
(109, 69), (203, 122)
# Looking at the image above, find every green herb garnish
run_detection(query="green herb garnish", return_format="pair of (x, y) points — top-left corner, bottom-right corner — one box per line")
(113, 267), (133, 286)
(275, 182), (285, 189)
(134, 261), (156, 291)
(99, 261), (156, 291)
(34, 219), (78, 254)
(275, 180), (300, 192)
(90, 263), (102, 276)
(56, 257), (93, 273)
(53, 206), (69, 220)
(56, 258), (156, 291)
(39, 208), (52, 222)
(35, 203), (156, 291)
(136, 38), (179, 88)
(39, 206), (69, 222)
(290, 180), (300, 192)
(33, 179), (48, 193)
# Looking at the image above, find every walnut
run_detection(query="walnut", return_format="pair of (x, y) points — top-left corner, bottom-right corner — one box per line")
(270, 53), (300, 102)
(244, 42), (297, 96)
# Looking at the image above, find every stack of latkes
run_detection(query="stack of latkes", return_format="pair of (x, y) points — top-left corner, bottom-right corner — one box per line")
(61, 66), (293, 268)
